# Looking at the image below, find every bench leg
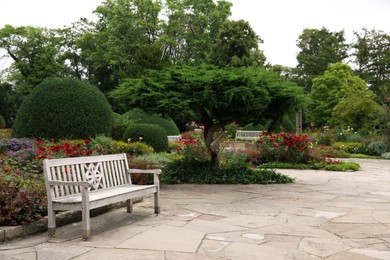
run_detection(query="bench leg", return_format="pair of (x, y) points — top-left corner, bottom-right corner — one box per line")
(154, 192), (160, 215)
(82, 208), (91, 240)
(47, 205), (56, 237)
(126, 199), (133, 213)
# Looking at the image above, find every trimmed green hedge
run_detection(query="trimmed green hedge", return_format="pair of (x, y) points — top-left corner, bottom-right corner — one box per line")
(12, 78), (113, 139)
(123, 124), (168, 152)
(112, 108), (179, 140)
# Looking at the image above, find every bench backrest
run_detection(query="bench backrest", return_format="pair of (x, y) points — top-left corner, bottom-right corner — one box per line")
(43, 153), (130, 200)
(235, 130), (262, 140)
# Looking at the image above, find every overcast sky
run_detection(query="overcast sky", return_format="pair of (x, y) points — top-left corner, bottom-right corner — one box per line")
(1, 0), (389, 67)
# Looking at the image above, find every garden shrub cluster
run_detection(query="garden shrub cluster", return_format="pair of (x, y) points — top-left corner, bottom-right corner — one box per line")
(251, 130), (312, 164)
(161, 157), (293, 184)
(12, 77), (113, 139)
(123, 124), (168, 152)
(112, 108), (179, 140)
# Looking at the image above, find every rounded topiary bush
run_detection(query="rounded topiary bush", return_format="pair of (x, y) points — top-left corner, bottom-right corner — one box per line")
(112, 108), (179, 140)
(123, 124), (168, 152)
(12, 77), (113, 139)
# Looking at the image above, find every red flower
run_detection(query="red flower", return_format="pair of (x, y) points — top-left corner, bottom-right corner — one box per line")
(86, 150), (93, 156)
(84, 139), (90, 145)
(4, 168), (9, 173)
(51, 138), (55, 143)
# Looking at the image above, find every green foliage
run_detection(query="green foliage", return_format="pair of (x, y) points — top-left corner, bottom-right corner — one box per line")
(0, 115), (5, 129)
(242, 123), (266, 131)
(296, 27), (348, 91)
(333, 93), (381, 130)
(12, 77), (113, 139)
(0, 178), (47, 225)
(161, 157), (294, 184)
(367, 141), (388, 156)
(312, 144), (350, 158)
(112, 141), (154, 155)
(90, 134), (114, 153)
(352, 29), (390, 95)
(324, 161), (360, 171)
(0, 25), (64, 94)
(110, 64), (305, 166)
(123, 124), (168, 152)
(282, 116), (295, 132)
(255, 131), (312, 164)
(115, 108), (180, 136)
(259, 162), (310, 169)
(332, 142), (365, 154)
(308, 63), (380, 129)
(211, 19), (266, 67)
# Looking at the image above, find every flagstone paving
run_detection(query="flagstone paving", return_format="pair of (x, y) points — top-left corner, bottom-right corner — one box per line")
(0, 158), (389, 259)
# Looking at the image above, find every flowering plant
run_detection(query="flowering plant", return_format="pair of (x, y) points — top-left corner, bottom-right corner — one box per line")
(255, 130), (311, 164)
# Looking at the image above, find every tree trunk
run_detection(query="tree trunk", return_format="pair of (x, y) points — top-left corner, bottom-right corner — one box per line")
(203, 126), (218, 167)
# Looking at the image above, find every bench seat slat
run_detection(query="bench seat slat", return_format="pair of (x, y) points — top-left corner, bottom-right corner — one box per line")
(53, 185), (156, 204)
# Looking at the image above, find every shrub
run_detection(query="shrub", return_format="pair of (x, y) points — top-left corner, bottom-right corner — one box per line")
(112, 141), (154, 155)
(367, 141), (387, 156)
(324, 161), (360, 171)
(331, 142), (365, 154)
(0, 115), (5, 129)
(0, 129), (12, 139)
(161, 156), (294, 184)
(242, 123), (266, 131)
(12, 77), (113, 139)
(255, 131), (312, 164)
(90, 134), (114, 153)
(123, 124), (168, 152)
(0, 179), (47, 225)
(113, 109), (180, 140)
(312, 144), (350, 158)
(282, 116), (295, 132)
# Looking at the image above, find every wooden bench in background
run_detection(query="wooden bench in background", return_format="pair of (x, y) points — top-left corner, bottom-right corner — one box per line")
(43, 153), (161, 240)
(235, 130), (262, 141)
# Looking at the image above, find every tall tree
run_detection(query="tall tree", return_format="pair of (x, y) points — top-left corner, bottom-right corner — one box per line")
(308, 62), (380, 129)
(73, 0), (168, 92)
(161, 0), (232, 63)
(0, 25), (64, 94)
(296, 27), (349, 91)
(352, 28), (390, 96)
(110, 64), (305, 167)
(210, 19), (266, 67)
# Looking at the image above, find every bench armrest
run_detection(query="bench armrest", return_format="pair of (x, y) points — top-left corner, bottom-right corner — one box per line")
(128, 169), (162, 175)
(48, 180), (91, 187)
(128, 169), (162, 186)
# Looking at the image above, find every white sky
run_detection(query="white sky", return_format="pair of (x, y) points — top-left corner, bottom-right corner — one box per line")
(0, 0), (389, 67)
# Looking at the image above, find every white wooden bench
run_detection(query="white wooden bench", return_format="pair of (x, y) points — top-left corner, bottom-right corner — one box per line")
(235, 130), (263, 141)
(43, 153), (161, 240)
(167, 135), (181, 142)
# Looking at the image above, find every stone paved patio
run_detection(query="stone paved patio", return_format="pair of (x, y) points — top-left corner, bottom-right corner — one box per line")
(0, 158), (389, 259)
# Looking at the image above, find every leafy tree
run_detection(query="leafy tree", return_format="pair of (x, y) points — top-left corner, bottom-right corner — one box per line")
(161, 0), (232, 63)
(110, 64), (305, 167)
(210, 19), (266, 67)
(332, 92), (381, 130)
(69, 0), (169, 93)
(352, 28), (390, 96)
(308, 62), (380, 129)
(0, 25), (64, 94)
(296, 27), (349, 91)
